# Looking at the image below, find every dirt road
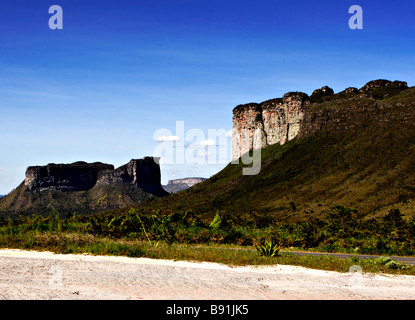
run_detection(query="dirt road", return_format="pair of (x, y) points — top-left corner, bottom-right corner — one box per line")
(0, 249), (414, 300)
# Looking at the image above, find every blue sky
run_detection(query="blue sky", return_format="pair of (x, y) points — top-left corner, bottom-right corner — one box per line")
(0, 0), (415, 194)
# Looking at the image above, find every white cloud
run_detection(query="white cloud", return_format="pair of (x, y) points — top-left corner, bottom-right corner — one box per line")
(154, 135), (180, 142)
(0, 168), (3, 171)
(197, 152), (211, 158)
(199, 139), (216, 147)
(225, 130), (232, 138)
(187, 139), (217, 149)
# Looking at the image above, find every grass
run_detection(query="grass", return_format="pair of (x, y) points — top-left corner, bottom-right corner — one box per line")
(0, 230), (144, 257)
(1, 230), (414, 276)
(1, 202), (415, 278)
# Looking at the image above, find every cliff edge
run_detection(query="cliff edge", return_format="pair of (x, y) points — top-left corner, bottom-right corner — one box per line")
(232, 79), (408, 160)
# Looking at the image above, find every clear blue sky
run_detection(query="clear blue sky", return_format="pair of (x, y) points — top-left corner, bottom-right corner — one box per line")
(0, 0), (415, 194)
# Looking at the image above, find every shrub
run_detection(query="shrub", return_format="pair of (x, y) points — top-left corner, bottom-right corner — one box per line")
(256, 240), (280, 257)
(248, 211), (275, 228)
(324, 205), (359, 238)
(210, 211), (234, 230)
(369, 256), (409, 270)
(383, 208), (404, 228)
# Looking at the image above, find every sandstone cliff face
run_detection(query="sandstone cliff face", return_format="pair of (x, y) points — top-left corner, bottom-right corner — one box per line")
(24, 157), (167, 197)
(232, 92), (310, 160)
(232, 79), (408, 160)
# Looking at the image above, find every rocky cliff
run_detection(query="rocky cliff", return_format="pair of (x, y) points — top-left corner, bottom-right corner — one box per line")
(163, 177), (207, 194)
(25, 162), (114, 192)
(0, 157), (169, 217)
(96, 157), (167, 197)
(141, 79), (415, 220)
(232, 79), (408, 160)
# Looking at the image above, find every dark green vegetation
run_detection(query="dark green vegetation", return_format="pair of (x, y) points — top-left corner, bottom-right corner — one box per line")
(1, 205), (415, 274)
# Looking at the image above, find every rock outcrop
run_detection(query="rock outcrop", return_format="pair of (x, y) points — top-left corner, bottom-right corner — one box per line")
(0, 157), (169, 217)
(25, 162), (114, 192)
(232, 79), (408, 160)
(163, 177), (207, 194)
(25, 157), (167, 197)
(232, 92), (311, 160)
(96, 157), (168, 197)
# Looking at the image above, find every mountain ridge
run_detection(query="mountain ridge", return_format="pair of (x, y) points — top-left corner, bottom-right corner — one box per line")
(138, 79), (415, 222)
(232, 79), (408, 160)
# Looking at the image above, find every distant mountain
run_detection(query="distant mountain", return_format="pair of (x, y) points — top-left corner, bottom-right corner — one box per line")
(163, 178), (207, 194)
(0, 157), (169, 217)
(0, 195), (3, 198)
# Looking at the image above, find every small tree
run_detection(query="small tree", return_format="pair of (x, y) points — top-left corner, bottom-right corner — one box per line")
(325, 205), (359, 238)
(384, 208), (404, 228)
(383, 208), (406, 241)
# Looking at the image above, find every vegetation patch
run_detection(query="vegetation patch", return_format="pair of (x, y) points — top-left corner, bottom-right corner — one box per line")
(1, 205), (415, 275)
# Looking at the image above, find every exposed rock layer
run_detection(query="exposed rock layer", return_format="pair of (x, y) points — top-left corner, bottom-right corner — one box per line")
(24, 157), (167, 197)
(232, 79), (408, 160)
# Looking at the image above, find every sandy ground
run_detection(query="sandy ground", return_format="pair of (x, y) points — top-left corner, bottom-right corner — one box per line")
(0, 249), (414, 300)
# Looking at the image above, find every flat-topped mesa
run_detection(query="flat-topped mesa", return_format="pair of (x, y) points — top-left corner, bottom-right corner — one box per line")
(0, 157), (169, 216)
(24, 157), (168, 197)
(231, 79), (410, 161)
(25, 162), (114, 192)
(163, 177), (207, 194)
(166, 177), (206, 187)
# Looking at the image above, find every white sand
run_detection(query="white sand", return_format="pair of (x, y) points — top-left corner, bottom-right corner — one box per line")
(0, 249), (414, 300)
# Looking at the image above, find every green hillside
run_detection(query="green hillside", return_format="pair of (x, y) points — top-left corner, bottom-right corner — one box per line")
(140, 85), (415, 222)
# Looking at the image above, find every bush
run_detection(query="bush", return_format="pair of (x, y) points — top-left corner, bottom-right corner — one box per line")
(324, 205), (359, 238)
(369, 256), (409, 270)
(209, 211), (236, 230)
(256, 240), (280, 257)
